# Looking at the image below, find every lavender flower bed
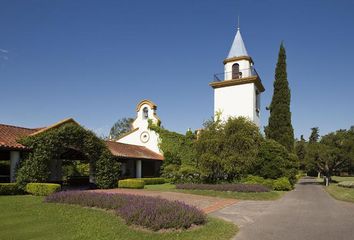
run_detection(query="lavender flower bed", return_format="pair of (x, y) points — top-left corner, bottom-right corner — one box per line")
(45, 191), (206, 231)
(176, 183), (270, 192)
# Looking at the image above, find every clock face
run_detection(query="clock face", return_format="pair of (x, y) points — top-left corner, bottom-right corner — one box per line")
(140, 131), (150, 143)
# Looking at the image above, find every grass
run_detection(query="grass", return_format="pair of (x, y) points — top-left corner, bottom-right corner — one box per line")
(325, 184), (354, 203)
(145, 183), (285, 201)
(331, 176), (354, 182)
(0, 195), (237, 240)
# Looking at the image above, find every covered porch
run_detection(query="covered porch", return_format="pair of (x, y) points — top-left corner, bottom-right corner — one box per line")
(105, 141), (164, 179)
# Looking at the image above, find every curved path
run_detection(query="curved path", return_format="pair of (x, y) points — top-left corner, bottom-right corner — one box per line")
(212, 178), (354, 240)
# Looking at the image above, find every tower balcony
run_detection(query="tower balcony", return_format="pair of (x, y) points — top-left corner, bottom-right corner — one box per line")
(210, 67), (265, 92)
(213, 67), (260, 82)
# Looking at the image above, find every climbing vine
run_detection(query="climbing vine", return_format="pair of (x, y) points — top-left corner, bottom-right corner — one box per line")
(16, 123), (120, 189)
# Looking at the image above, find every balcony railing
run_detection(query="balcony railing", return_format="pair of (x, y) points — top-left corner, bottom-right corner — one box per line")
(213, 67), (260, 82)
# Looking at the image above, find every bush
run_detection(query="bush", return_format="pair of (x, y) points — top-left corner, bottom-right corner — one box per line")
(96, 149), (121, 189)
(0, 183), (23, 195)
(161, 164), (180, 183)
(254, 139), (298, 186)
(338, 181), (354, 188)
(178, 165), (202, 183)
(118, 179), (145, 189)
(176, 183), (270, 192)
(272, 177), (292, 191)
(45, 191), (206, 231)
(26, 183), (61, 196)
(140, 178), (165, 185)
(240, 175), (274, 189)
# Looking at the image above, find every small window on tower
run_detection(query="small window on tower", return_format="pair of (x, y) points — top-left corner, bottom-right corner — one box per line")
(255, 90), (260, 117)
(143, 107), (149, 119)
(232, 63), (240, 79)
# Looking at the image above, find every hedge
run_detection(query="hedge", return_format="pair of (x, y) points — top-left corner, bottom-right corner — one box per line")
(338, 181), (354, 188)
(26, 183), (61, 196)
(0, 183), (23, 195)
(45, 191), (206, 231)
(118, 179), (145, 189)
(176, 183), (270, 192)
(139, 178), (165, 185)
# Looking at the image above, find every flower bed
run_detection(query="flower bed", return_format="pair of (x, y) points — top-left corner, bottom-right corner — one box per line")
(45, 191), (206, 231)
(176, 183), (270, 192)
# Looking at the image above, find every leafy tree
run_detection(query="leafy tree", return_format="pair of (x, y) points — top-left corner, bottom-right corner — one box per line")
(295, 135), (307, 170)
(265, 43), (294, 152)
(109, 117), (134, 139)
(305, 127), (354, 181)
(309, 127), (319, 143)
(254, 139), (298, 186)
(196, 117), (263, 183)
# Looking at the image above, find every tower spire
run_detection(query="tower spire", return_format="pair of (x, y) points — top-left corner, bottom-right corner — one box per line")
(227, 22), (248, 59)
(237, 16), (240, 30)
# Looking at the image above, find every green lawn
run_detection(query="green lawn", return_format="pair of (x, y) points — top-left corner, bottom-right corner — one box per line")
(145, 183), (285, 201)
(331, 176), (354, 182)
(0, 195), (237, 240)
(325, 184), (354, 203)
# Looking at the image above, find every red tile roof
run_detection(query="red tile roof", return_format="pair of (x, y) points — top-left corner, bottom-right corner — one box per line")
(105, 141), (164, 161)
(0, 121), (164, 161)
(0, 124), (42, 150)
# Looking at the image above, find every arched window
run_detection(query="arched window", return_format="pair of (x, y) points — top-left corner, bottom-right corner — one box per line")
(143, 107), (149, 119)
(232, 63), (240, 79)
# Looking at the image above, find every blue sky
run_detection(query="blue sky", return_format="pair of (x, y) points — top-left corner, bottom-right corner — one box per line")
(1, 0), (353, 139)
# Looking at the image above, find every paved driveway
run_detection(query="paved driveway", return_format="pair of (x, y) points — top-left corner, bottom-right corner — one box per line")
(212, 178), (354, 240)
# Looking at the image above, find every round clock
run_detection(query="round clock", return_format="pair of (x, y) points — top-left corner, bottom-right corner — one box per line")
(140, 131), (150, 143)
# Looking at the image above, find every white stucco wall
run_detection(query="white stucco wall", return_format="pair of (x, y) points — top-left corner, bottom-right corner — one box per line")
(117, 102), (161, 154)
(214, 82), (260, 127)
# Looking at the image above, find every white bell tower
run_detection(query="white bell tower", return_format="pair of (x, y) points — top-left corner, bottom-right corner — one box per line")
(210, 25), (265, 127)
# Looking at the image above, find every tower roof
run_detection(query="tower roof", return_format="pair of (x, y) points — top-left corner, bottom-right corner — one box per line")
(227, 28), (248, 59)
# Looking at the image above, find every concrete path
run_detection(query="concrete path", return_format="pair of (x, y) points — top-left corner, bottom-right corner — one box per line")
(212, 178), (354, 240)
(92, 188), (237, 213)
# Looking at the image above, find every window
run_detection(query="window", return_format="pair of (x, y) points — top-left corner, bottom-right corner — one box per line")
(143, 107), (149, 119)
(232, 63), (240, 79)
(255, 90), (260, 116)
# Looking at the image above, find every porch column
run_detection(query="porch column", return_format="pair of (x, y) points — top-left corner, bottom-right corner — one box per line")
(10, 151), (20, 182)
(136, 160), (142, 178)
(89, 164), (95, 184)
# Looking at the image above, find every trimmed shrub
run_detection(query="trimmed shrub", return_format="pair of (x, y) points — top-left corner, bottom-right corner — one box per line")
(176, 183), (270, 192)
(0, 183), (23, 195)
(240, 175), (274, 189)
(45, 191), (206, 231)
(272, 177), (292, 191)
(26, 183), (61, 196)
(140, 178), (165, 185)
(118, 179), (145, 189)
(338, 181), (354, 188)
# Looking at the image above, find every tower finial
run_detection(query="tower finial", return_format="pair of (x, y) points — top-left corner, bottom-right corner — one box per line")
(237, 16), (240, 30)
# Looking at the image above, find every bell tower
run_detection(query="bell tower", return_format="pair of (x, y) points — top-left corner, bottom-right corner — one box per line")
(210, 25), (265, 127)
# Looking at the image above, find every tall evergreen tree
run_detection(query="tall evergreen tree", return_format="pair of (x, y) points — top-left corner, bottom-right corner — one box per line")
(265, 43), (294, 151)
(309, 127), (320, 143)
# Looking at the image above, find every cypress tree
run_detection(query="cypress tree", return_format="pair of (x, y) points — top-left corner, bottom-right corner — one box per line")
(309, 127), (320, 143)
(265, 43), (294, 151)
